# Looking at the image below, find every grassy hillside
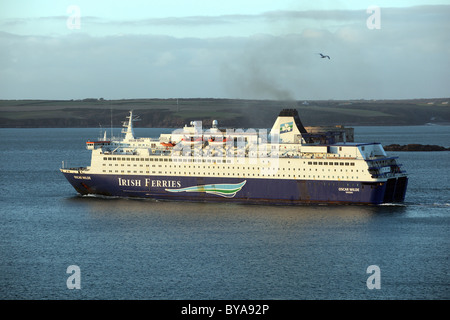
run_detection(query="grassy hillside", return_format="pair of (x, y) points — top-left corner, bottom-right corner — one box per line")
(0, 98), (448, 128)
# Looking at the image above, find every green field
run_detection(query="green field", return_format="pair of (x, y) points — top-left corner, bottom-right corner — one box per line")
(0, 98), (448, 128)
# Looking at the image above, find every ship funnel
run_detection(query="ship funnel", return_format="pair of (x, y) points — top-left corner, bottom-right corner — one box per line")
(270, 109), (308, 143)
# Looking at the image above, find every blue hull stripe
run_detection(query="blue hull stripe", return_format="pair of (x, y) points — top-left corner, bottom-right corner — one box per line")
(62, 172), (407, 205)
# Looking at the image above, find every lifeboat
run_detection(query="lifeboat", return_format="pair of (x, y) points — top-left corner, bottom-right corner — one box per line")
(181, 136), (203, 145)
(160, 142), (176, 147)
(208, 137), (228, 145)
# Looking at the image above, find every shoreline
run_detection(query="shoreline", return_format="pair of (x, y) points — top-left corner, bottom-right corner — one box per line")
(1, 98), (449, 128)
(383, 144), (450, 151)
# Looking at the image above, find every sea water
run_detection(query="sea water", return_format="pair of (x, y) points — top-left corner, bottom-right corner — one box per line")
(0, 126), (449, 299)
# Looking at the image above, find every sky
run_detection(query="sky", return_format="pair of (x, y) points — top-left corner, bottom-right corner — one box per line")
(1, 0), (449, 100)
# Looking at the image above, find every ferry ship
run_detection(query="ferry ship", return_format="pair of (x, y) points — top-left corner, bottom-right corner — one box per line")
(61, 109), (408, 205)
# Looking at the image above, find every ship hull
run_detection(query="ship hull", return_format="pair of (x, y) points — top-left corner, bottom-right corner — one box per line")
(61, 170), (407, 205)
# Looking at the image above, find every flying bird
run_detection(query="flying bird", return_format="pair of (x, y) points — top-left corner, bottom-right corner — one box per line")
(318, 53), (330, 59)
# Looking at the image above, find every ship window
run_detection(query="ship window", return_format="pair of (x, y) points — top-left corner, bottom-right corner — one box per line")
(345, 162), (349, 166)
(313, 162), (317, 165)
(108, 157), (112, 160)
(308, 162), (312, 165)
(340, 163), (344, 166)
(319, 162), (322, 165)
(103, 157), (107, 160)
(351, 163), (355, 166)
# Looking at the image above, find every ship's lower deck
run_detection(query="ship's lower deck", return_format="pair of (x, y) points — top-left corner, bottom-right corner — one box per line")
(61, 169), (408, 205)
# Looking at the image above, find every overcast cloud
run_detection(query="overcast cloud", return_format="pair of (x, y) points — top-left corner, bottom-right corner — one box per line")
(0, 5), (449, 100)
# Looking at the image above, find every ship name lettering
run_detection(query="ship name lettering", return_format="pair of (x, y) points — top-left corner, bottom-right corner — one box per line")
(117, 177), (141, 187)
(338, 187), (360, 192)
(74, 175), (91, 180)
(145, 178), (181, 188)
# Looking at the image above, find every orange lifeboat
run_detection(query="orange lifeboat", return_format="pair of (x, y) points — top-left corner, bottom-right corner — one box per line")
(160, 142), (176, 147)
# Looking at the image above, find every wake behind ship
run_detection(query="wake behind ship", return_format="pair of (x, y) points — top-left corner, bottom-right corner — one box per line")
(61, 109), (408, 205)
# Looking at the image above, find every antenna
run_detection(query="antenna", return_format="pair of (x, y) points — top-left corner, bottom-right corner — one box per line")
(110, 108), (113, 139)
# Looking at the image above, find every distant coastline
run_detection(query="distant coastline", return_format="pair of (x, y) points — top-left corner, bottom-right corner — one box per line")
(384, 144), (450, 151)
(0, 98), (449, 128)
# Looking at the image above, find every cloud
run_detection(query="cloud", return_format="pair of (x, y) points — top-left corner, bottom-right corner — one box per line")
(0, 5), (448, 100)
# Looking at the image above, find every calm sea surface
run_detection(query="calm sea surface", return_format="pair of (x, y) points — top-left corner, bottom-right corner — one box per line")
(0, 125), (449, 300)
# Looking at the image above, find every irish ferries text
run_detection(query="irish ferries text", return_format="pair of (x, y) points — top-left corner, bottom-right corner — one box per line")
(118, 177), (181, 188)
